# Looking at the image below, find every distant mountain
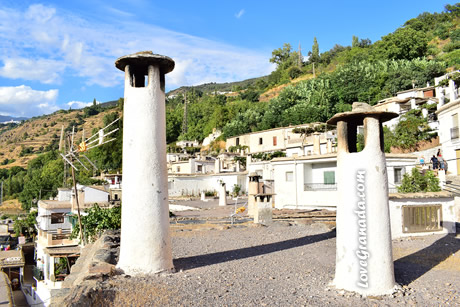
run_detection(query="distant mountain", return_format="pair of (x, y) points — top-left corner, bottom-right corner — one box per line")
(167, 76), (269, 96)
(0, 115), (28, 123)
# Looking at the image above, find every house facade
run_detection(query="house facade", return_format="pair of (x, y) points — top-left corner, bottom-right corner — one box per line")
(169, 158), (216, 174)
(436, 98), (460, 175)
(269, 153), (417, 210)
(168, 172), (247, 197)
(225, 123), (335, 155)
(374, 86), (438, 130)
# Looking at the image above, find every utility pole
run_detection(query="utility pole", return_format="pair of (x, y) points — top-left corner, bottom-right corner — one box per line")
(298, 42), (303, 68)
(67, 134), (85, 245)
(182, 92), (188, 135)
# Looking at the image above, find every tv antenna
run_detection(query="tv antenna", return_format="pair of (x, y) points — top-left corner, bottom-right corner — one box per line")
(59, 117), (120, 244)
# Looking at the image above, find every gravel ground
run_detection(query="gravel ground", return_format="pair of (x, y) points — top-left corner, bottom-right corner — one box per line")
(63, 219), (460, 307)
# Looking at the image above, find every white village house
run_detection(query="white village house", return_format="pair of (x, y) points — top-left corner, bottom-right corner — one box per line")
(28, 185), (111, 306)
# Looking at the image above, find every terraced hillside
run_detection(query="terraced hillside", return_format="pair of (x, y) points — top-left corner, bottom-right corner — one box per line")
(0, 106), (118, 169)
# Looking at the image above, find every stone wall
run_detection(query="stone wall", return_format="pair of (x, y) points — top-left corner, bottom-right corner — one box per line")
(50, 231), (120, 306)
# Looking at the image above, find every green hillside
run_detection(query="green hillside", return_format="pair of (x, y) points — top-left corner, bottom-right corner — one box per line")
(165, 3), (459, 143)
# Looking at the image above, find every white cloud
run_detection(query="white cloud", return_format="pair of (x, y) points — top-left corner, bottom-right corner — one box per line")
(0, 4), (273, 89)
(0, 58), (66, 84)
(0, 85), (59, 117)
(67, 100), (99, 109)
(235, 9), (245, 19)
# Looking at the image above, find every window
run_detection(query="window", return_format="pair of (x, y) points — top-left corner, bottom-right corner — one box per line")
(402, 205), (442, 233)
(323, 171), (335, 184)
(51, 213), (64, 224)
(394, 167), (403, 184)
(236, 137), (240, 146)
(285, 171), (293, 182)
(197, 165), (203, 172)
(177, 166), (181, 172)
(273, 136), (277, 146)
(259, 137), (263, 145)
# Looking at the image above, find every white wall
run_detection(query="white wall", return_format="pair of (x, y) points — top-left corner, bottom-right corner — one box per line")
(57, 189), (71, 202)
(37, 207), (72, 231)
(273, 155), (416, 210)
(168, 173), (247, 196)
(82, 186), (109, 203)
(389, 196), (456, 239)
(274, 159), (338, 210)
(437, 99), (460, 174)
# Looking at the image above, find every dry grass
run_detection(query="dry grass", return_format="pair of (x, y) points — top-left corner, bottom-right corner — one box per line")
(0, 109), (116, 168)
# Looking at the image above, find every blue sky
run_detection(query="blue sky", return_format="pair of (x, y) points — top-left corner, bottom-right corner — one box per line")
(0, 0), (449, 117)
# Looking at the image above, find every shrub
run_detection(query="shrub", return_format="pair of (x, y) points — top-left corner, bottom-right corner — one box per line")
(397, 168), (440, 193)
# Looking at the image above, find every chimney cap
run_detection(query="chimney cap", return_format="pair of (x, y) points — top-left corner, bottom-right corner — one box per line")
(327, 102), (397, 125)
(115, 51), (175, 74)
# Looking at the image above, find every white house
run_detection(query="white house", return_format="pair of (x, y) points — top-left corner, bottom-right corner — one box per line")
(176, 140), (200, 148)
(29, 184), (112, 306)
(226, 122), (335, 155)
(169, 158), (216, 174)
(435, 70), (459, 104)
(168, 172), (247, 197)
(436, 97), (460, 175)
(374, 86), (438, 130)
(270, 153), (417, 210)
(33, 199), (80, 307)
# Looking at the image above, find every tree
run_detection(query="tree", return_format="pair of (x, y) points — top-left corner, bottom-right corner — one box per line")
(71, 204), (121, 243)
(270, 43), (293, 66)
(398, 168), (440, 193)
(352, 36), (359, 48)
(311, 37), (320, 63)
(375, 27), (428, 60)
(392, 110), (435, 150)
(13, 211), (38, 238)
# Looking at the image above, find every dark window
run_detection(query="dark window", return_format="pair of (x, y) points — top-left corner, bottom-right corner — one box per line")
(394, 168), (403, 184)
(51, 213), (64, 224)
(236, 138), (240, 146)
(259, 137), (263, 145)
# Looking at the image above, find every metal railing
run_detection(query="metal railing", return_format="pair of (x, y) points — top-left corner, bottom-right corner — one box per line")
(451, 127), (459, 140)
(304, 183), (337, 191)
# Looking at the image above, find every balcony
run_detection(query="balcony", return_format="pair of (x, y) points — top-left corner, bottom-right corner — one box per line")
(37, 229), (76, 247)
(304, 183), (337, 191)
(451, 127), (459, 140)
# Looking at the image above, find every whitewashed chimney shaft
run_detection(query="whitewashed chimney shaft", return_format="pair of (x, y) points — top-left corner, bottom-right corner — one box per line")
(115, 51), (175, 275)
(327, 102), (398, 295)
